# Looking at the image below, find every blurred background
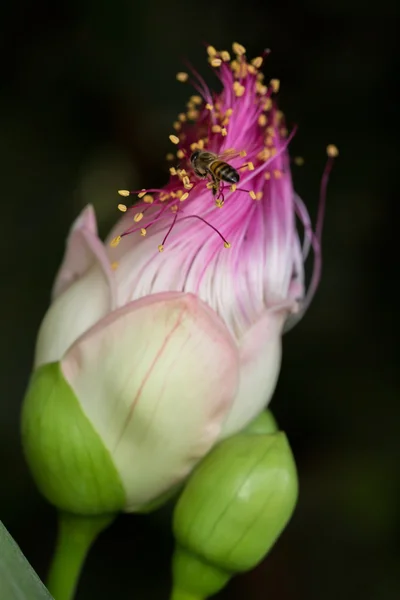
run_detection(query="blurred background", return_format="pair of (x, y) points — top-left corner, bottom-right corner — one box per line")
(1, 0), (399, 598)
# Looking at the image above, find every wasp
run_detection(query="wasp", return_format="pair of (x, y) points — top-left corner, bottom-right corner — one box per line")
(190, 150), (241, 195)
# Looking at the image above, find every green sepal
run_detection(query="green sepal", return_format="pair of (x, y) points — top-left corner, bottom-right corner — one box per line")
(243, 408), (279, 435)
(173, 431), (298, 579)
(21, 362), (126, 514)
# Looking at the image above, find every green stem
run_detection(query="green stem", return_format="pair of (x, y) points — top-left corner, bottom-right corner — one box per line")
(47, 512), (115, 600)
(170, 590), (204, 600)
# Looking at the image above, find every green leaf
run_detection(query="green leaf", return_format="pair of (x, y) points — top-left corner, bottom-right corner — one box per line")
(0, 520), (53, 599)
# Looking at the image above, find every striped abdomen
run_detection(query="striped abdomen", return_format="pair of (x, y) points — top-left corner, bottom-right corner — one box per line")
(209, 160), (240, 184)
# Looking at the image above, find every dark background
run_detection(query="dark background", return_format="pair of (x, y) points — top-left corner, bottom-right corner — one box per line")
(1, 1), (399, 599)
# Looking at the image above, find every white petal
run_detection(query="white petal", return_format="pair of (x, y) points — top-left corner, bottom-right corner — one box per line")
(61, 292), (239, 510)
(220, 310), (285, 438)
(35, 265), (112, 368)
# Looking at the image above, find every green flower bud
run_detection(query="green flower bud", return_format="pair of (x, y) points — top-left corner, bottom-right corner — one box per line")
(172, 430), (298, 598)
(21, 362), (125, 514)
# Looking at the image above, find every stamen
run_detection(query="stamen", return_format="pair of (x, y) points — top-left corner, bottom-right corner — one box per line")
(169, 167), (177, 176)
(134, 212), (144, 222)
(177, 149), (185, 159)
(140, 228), (147, 236)
(251, 56), (263, 68)
(211, 58), (222, 67)
(190, 95), (202, 104)
(207, 45), (217, 57)
(160, 212), (178, 249)
(111, 261), (119, 270)
(118, 190), (130, 197)
(180, 214), (230, 247)
(258, 114), (267, 127)
(138, 190), (147, 198)
(249, 190), (257, 199)
(327, 144), (339, 157)
(294, 156), (305, 166)
(212, 125), (222, 133)
(270, 79), (280, 93)
(232, 42), (246, 56)
(166, 153), (175, 161)
(169, 134), (180, 144)
(205, 103), (213, 111)
(220, 51), (230, 62)
(176, 72), (189, 82)
(180, 192), (189, 202)
(110, 235), (121, 248)
(118, 203), (127, 212)
(178, 113), (187, 122)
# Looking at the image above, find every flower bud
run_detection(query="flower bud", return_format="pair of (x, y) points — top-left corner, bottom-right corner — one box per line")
(172, 430), (298, 598)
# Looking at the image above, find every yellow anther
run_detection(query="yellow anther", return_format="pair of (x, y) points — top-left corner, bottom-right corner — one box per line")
(275, 110), (284, 122)
(257, 72), (265, 81)
(207, 45), (217, 57)
(280, 127), (288, 137)
(166, 153), (175, 161)
(233, 83), (245, 97)
(143, 194), (154, 204)
(255, 191), (263, 200)
(205, 103), (213, 111)
(263, 98), (272, 111)
(184, 181), (193, 190)
(232, 42), (246, 56)
(327, 144), (339, 157)
(215, 199), (224, 208)
(190, 142), (199, 151)
(197, 139), (205, 149)
(271, 148), (277, 156)
(240, 150), (247, 157)
(178, 113), (186, 122)
(111, 261), (119, 270)
(180, 192), (189, 202)
(176, 72), (188, 82)
(169, 167), (177, 176)
(173, 121), (181, 131)
(273, 169), (282, 179)
(230, 183), (237, 192)
(270, 79), (280, 93)
(158, 244), (164, 252)
(176, 189), (183, 198)
(169, 134), (180, 144)
(140, 228), (147, 236)
(265, 135), (274, 147)
(224, 241), (231, 249)
(182, 175), (190, 186)
(256, 83), (268, 95)
(134, 212), (143, 222)
(170, 204), (178, 213)
(186, 101), (195, 110)
(212, 125), (221, 133)
(118, 189), (130, 197)
(249, 190), (257, 200)
(220, 51), (231, 62)
(225, 108), (233, 117)
(247, 65), (257, 75)
(117, 203), (127, 212)
(221, 127), (228, 136)
(294, 156), (305, 166)
(264, 171), (271, 180)
(266, 126), (275, 135)
(177, 149), (185, 159)
(206, 182), (214, 189)
(251, 56), (263, 68)
(258, 114), (267, 127)
(110, 235), (121, 247)
(190, 95), (202, 105)
(187, 109), (199, 120)
(138, 189), (146, 198)
(258, 148), (271, 161)
(211, 58), (222, 67)
(247, 161), (255, 171)
(159, 192), (170, 202)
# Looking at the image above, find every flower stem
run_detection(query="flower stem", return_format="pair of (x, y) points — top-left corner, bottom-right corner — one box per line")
(170, 590), (204, 600)
(47, 512), (115, 600)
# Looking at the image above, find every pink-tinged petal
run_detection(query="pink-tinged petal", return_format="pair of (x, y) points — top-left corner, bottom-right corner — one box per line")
(52, 205), (116, 308)
(220, 308), (288, 438)
(35, 264), (112, 368)
(61, 292), (239, 511)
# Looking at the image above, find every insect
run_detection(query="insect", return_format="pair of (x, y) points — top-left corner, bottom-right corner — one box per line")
(190, 150), (240, 195)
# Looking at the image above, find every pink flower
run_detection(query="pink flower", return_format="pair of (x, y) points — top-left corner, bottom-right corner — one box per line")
(33, 43), (336, 510)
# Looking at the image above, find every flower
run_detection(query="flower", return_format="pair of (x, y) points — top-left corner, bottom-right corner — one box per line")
(23, 42), (336, 515)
